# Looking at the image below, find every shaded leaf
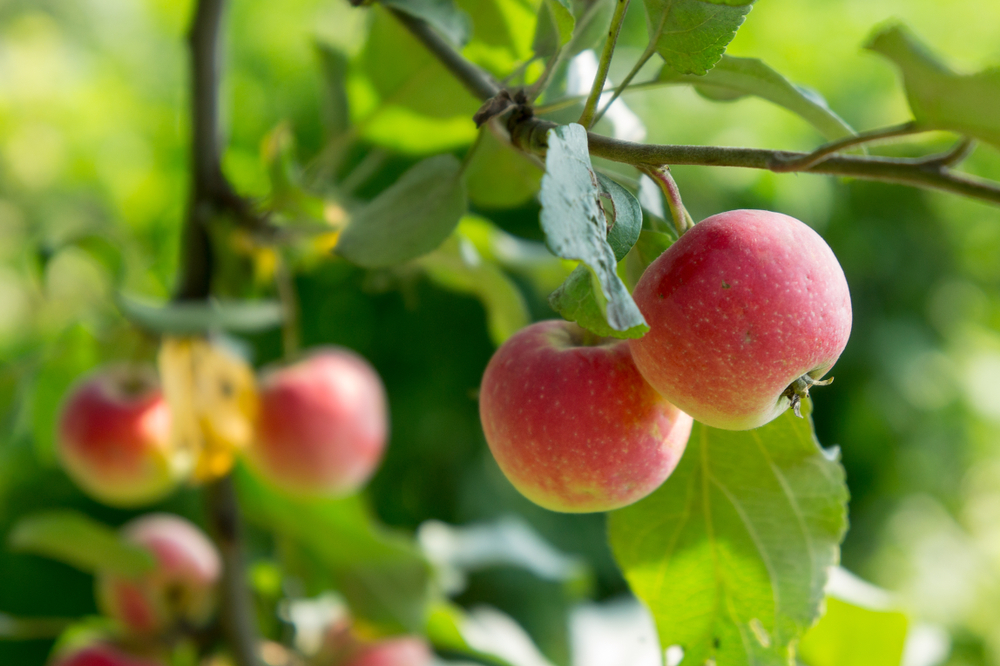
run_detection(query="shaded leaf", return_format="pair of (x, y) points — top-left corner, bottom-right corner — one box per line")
(466, 130), (543, 209)
(336, 154), (468, 268)
(0, 614), (72, 640)
(609, 410), (849, 666)
(624, 228), (675, 289)
(866, 23), (1000, 147)
(382, 0), (473, 47)
(596, 173), (642, 261)
(539, 124), (645, 333)
(659, 55), (855, 141)
(533, 0), (575, 57)
(8, 511), (156, 577)
(643, 0), (755, 76)
(315, 42), (351, 138)
(549, 265), (648, 339)
(118, 295), (284, 335)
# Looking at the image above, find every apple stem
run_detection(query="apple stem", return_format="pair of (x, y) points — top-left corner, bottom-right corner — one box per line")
(639, 166), (695, 236)
(784, 374), (834, 418)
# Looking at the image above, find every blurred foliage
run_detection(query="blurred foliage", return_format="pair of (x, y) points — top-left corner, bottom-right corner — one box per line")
(1, 0), (1000, 665)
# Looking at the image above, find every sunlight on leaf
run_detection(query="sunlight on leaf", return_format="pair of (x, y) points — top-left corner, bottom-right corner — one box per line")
(643, 0), (755, 76)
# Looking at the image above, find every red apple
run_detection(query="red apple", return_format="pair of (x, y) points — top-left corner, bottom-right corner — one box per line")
(96, 513), (221, 636)
(479, 320), (693, 513)
(343, 637), (433, 666)
(50, 644), (164, 666)
(57, 364), (187, 507)
(629, 209), (852, 430)
(246, 348), (389, 496)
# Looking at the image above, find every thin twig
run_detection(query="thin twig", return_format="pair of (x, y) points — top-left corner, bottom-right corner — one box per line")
(769, 121), (921, 172)
(528, 47), (566, 101)
(592, 47), (654, 124)
(578, 0), (631, 128)
(911, 137), (976, 169)
(640, 166), (693, 235)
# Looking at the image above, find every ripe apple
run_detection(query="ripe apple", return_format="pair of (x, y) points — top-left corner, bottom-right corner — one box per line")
(343, 637), (433, 666)
(629, 209), (852, 430)
(57, 364), (188, 507)
(246, 348), (389, 496)
(479, 320), (693, 513)
(50, 644), (164, 666)
(96, 513), (222, 636)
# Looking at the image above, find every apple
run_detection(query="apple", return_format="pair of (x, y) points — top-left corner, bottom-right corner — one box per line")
(343, 637), (433, 666)
(50, 644), (164, 666)
(96, 513), (221, 636)
(57, 364), (188, 507)
(628, 209), (852, 430)
(245, 348), (389, 496)
(479, 320), (693, 513)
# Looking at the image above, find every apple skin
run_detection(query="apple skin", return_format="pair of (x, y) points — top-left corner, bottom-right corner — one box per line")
(246, 348), (389, 496)
(96, 513), (221, 637)
(343, 637), (433, 666)
(50, 644), (164, 666)
(57, 365), (186, 507)
(629, 209), (852, 430)
(479, 320), (693, 513)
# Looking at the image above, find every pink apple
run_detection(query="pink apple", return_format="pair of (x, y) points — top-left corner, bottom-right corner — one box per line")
(50, 644), (164, 666)
(96, 513), (221, 636)
(246, 348), (389, 496)
(479, 320), (693, 513)
(57, 364), (186, 507)
(343, 637), (433, 666)
(629, 209), (852, 430)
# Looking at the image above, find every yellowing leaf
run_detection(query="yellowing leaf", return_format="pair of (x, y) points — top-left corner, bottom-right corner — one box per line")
(158, 337), (258, 483)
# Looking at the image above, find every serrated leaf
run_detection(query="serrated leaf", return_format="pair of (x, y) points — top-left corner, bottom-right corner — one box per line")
(659, 55), (855, 141)
(549, 265), (649, 339)
(596, 173), (642, 261)
(337, 154), (468, 268)
(418, 232), (530, 346)
(866, 23), (1000, 147)
(644, 0), (755, 76)
(118, 295), (284, 335)
(609, 411), (849, 666)
(8, 511), (156, 577)
(532, 0), (575, 57)
(540, 124), (646, 333)
(382, 0), (473, 47)
(799, 597), (908, 666)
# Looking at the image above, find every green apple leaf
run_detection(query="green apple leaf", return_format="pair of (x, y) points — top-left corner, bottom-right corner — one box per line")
(315, 42), (351, 138)
(117, 295), (284, 335)
(466, 130), (543, 209)
(624, 228), (675, 290)
(417, 231), (531, 346)
(564, 0), (616, 57)
(381, 0), (473, 47)
(540, 123), (646, 334)
(596, 173), (642, 261)
(609, 410), (849, 666)
(236, 466), (432, 633)
(658, 55), (856, 141)
(643, 0), (755, 76)
(0, 614), (72, 640)
(549, 265), (649, 339)
(8, 511), (156, 577)
(799, 596), (908, 666)
(426, 602), (521, 666)
(532, 0), (575, 57)
(866, 23), (1000, 147)
(336, 154), (468, 268)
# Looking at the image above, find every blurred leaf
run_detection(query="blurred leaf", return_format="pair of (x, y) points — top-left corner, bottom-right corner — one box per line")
(532, 0), (575, 57)
(563, 0), (615, 57)
(72, 235), (125, 285)
(799, 597), (908, 666)
(466, 130), (543, 209)
(236, 467), (432, 633)
(8, 510), (156, 577)
(382, 0), (473, 47)
(118, 295), (284, 335)
(658, 55), (856, 141)
(643, 0), (755, 76)
(457, 217), (571, 295)
(456, 0), (539, 74)
(866, 23), (1000, 147)
(337, 155), (468, 268)
(540, 123), (645, 333)
(596, 173), (642, 261)
(609, 410), (849, 666)
(417, 233), (530, 346)
(0, 613), (72, 640)
(316, 42), (351, 138)
(426, 602), (519, 666)
(549, 265), (648, 338)
(262, 123), (326, 222)
(624, 228), (675, 289)
(428, 602), (557, 666)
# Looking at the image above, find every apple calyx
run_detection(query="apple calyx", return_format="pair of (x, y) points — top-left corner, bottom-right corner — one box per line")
(782, 374), (834, 418)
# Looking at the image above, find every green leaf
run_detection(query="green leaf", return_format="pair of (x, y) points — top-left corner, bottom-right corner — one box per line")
(608, 410), (849, 666)
(417, 231), (531, 346)
(0, 613), (72, 640)
(315, 42), (351, 138)
(8, 510), (156, 577)
(643, 0), (755, 76)
(658, 55), (856, 141)
(866, 23), (1000, 147)
(549, 265), (649, 339)
(336, 154), (468, 268)
(381, 0), (473, 47)
(596, 173), (642, 261)
(624, 228), (675, 290)
(564, 0), (616, 57)
(799, 596), (908, 666)
(117, 295), (284, 335)
(532, 0), (575, 57)
(539, 123), (646, 333)
(466, 130), (543, 209)
(236, 467), (432, 633)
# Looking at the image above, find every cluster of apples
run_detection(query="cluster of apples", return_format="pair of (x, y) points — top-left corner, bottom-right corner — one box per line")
(57, 347), (389, 507)
(480, 210), (853, 512)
